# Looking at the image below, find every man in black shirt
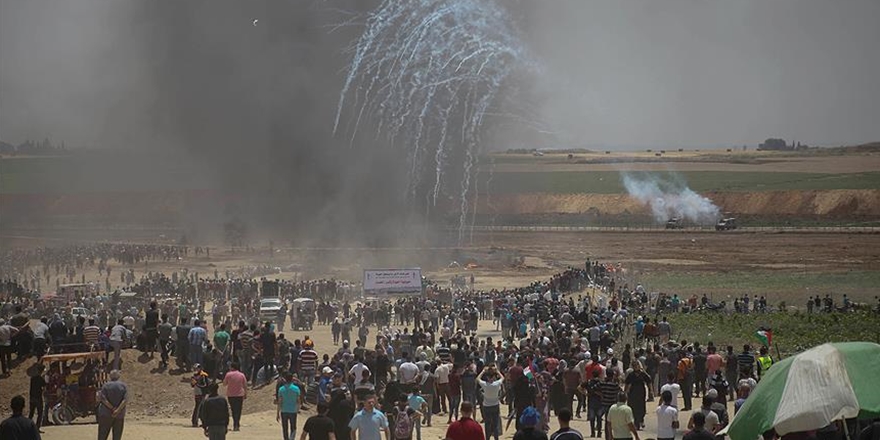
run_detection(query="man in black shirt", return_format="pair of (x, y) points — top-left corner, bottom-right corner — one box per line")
(176, 319), (193, 371)
(261, 322), (277, 380)
(302, 402), (336, 440)
(0, 395), (41, 440)
(550, 408), (583, 440)
(28, 364), (46, 429)
(200, 383), (230, 440)
(145, 301), (160, 358)
(683, 412), (715, 440)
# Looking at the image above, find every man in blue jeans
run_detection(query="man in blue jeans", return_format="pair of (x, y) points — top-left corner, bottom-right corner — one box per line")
(277, 371), (303, 440)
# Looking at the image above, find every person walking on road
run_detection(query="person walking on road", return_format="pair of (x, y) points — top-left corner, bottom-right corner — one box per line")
(348, 394), (390, 440)
(223, 361), (248, 431)
(300, 402), (336, 440)
(277, 371), (304, 440)
(606, 392), (640, 440)
(199, 383), (230, 440)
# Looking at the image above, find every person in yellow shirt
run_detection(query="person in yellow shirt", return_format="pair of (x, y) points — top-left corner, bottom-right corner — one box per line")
(606, 392), (640, 440)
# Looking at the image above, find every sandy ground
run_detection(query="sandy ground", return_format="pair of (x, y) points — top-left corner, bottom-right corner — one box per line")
(34, 314), (729, 440)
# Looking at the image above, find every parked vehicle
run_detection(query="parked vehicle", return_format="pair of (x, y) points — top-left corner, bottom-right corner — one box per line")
(716, 217), (738, 231)
(40, 351), (105, 425)
(666, 218), (684, 229)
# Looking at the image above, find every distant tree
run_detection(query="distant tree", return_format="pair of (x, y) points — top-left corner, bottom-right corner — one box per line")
(759, 138), (789, 151)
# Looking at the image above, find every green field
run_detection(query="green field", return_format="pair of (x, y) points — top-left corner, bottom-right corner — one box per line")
(0, 155), (211, 194)
(636, 270), (880, 303)
(484, 170), (880, 194)
(664, 311), (880, 356)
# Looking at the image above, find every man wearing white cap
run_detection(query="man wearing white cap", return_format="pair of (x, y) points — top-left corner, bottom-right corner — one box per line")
(318, 367), (334, 404)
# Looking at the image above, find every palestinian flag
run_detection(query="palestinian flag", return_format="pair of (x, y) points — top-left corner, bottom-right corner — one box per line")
(756, 327), (773, 347)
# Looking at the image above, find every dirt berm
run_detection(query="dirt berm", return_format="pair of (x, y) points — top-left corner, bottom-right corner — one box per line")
(479, 189), (880, 217)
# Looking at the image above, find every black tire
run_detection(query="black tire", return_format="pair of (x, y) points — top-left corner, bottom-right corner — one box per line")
(53, 404), (75, 425)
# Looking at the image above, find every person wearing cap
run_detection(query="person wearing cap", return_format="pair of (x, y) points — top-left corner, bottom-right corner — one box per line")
(318, 367), (335, 404)
(513, 406), (546, 440)
(199, 383), (230, 440)
(300, 339), (319, 390)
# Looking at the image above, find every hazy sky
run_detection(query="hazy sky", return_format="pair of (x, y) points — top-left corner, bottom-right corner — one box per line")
(523, 0), (880, 148)
(1, 0), (878, 150)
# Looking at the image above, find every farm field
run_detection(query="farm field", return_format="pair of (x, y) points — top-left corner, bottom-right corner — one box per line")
(484, 170), (880, 194)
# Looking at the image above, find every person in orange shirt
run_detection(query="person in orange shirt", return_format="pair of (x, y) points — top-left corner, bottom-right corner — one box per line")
(677, 347), (695, 411)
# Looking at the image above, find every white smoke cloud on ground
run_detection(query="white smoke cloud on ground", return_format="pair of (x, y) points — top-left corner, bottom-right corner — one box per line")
(621, 173), (721, 224)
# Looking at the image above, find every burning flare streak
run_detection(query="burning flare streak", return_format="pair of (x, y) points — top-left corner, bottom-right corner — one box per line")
(334, 0), (527, 242)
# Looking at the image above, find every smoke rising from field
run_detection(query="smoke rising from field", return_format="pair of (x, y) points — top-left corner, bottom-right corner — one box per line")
(621, 174), (721, 224)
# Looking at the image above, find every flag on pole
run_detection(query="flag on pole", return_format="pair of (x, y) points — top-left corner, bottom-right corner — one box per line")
(756, 327), (773, 346)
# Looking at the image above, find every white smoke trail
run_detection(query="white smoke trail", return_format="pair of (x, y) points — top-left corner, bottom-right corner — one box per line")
(621, 173), (721, 224)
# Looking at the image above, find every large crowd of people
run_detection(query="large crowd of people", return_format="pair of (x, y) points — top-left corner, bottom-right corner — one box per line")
(2, 243), (879, 440)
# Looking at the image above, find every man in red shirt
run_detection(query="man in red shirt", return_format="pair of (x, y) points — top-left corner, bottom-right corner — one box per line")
(445, 401), (483, 440)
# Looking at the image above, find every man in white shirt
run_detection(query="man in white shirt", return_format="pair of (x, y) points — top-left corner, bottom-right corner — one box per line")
(32, 317), (50, 358)
(398, 358), (420, 385)
(660, 372), (682, 408)
(349, 357), (370, 383)
(477, 365), (504, 440)
(655, 390), (679, 440)
(434, 361), (451, 414)
(110, 319), (128, 370)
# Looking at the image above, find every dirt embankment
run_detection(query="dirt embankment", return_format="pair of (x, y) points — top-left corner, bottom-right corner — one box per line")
(479, 189), (880, 218)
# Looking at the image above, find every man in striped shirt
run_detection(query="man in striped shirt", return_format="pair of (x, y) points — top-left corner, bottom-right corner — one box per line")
(736, 345), (755, 379)
(299, 340), (319, 390)
(435, 340), (452, 364)
(599, 370), (621, 416)
(83, 318), (101, 349)
(237, 323), (254, 380)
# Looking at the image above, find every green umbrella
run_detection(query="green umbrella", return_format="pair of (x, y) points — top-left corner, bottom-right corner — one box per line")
(727, 342), (880, 440)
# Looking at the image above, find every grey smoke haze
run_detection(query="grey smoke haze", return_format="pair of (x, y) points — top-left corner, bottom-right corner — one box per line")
(1, 0), (878, 243)
(622, 174), (721, 224)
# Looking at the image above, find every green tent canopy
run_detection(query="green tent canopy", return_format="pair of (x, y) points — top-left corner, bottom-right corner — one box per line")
(726, 342), (880, 440)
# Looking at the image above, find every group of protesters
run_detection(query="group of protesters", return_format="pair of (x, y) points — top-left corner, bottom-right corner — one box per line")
(4, 239), (880, 440)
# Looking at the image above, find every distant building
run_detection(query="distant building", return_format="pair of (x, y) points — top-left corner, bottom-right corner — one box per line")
(757, 138), (809, 151)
